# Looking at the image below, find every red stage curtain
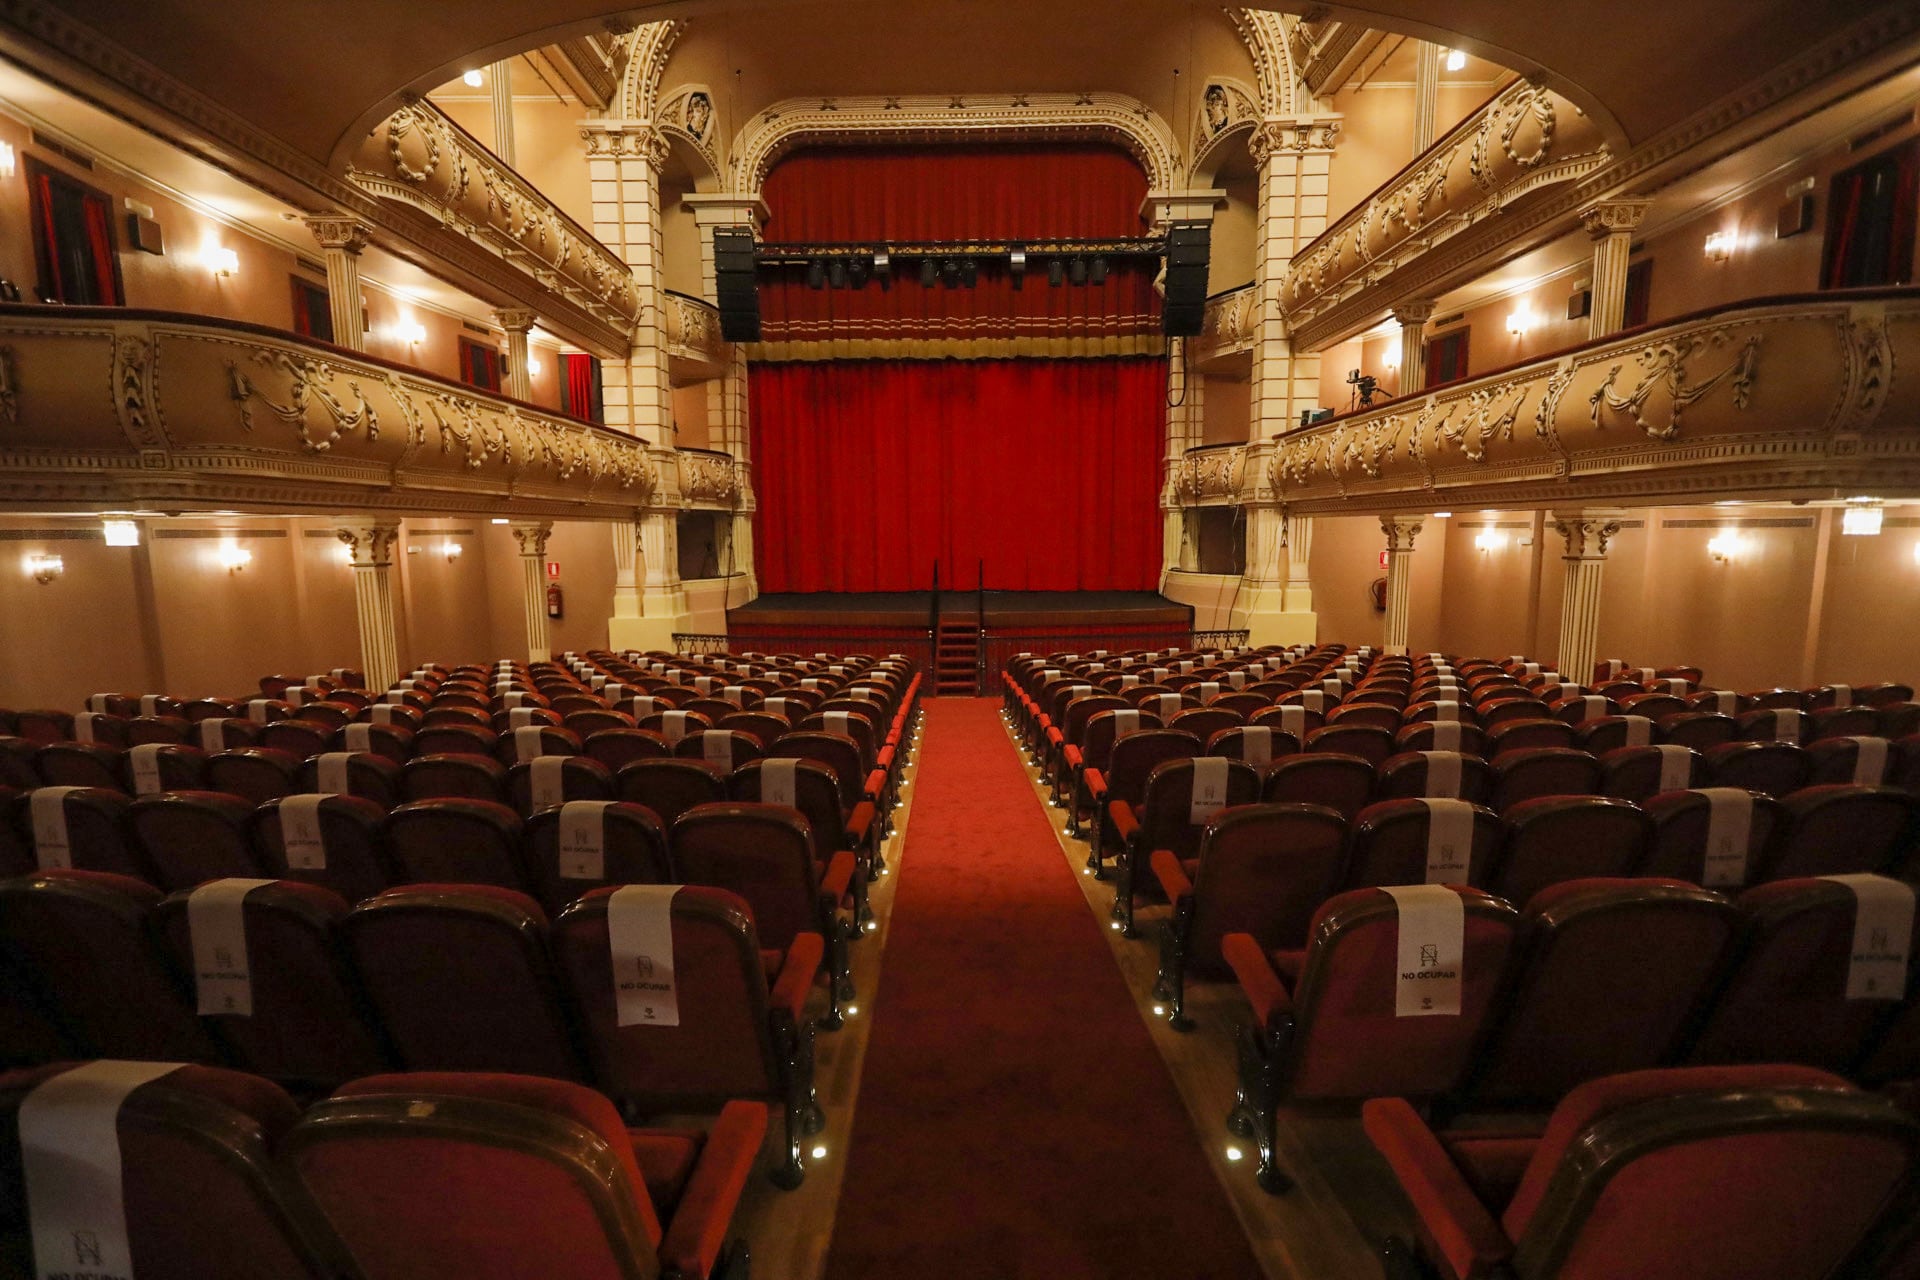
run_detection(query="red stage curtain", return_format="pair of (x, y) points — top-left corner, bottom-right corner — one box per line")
(756, 144), (1159, 355)
(750, 358), (1166, 592)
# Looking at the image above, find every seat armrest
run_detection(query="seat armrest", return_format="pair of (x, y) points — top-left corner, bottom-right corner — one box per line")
(656, 1100), (769, 1279)
(1083, 767), (1107, 803)
(1107, 800), (1140, 846)
(772, 932), (826, 1022)
(1221, 932), (1293, 1031)
(845, 801), (876, 849)
(1063, 744), (1084, 769)
(1361, 1098), (1514, 1280)
(863, 767), (887, 799)
(819, 849), (857, 905)
(1150, 848), (1193, 902)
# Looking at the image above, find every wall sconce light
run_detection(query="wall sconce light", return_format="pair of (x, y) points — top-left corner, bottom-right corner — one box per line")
(0, 142), (15, 180)
(1444, 48), (1467, 72)
(442, 540), (462, 562)
(402, 321), (428, 346)
(210, 247), (239, 278)
(1913, 541), (1920, 568)
(526, 356), (543, 378)
(1382, 347), (1399, 370)
(1704, 230), (1736, 262)
(1707, 530), (1745, 562)
(25, 553), (62, 584)
(219, 545), (253, 574)
(1842, 498), (1884, 536)
(335, 544), (354, 566)
(101, 519), (139, 547)
(1474, 529), (1505, 553)
(1506, 306), (1534, 337)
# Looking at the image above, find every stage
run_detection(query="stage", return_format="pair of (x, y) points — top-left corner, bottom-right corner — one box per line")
(717, 591), (1196, 689)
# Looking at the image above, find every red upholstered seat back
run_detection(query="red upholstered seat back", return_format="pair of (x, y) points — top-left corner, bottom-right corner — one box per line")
(1262, 752), (1375, 821)
(1462, 879), (1738, 1109)
(1305, 724), (1396, 768)
(0, 871), (217, 1061)
(343, 884), (583, 1080)
(206, 747), (302, 805)
(553, 885), (781, 1107)
(1492, 796), (1652, 905)
(674, 802), (822, 951)
(1658, 710), (1739, 750)
(400, 753), (508, 804)
(1343, 798), (1503, 890)
(507, 756), (616, 817)
(583, 727), (671, 771)
(1186, 803), (1348, 978)
(522, 803), (672, 917)
(0, 1062), (328, 1280)
(1101, 730), (1203, 808)
(34, 742), (126, 792)
(1135, 758), (1262, 864)
(615, 759), (728, 830)
(127, 791), (265, 891)
(1638, 788), (1783, 889)
(1286, 886), (1520, 1101)
(1488, 748), (1601, 813)
(383, 798), (526, 891)
(249, 794), (392, 904)
(1595, 744), (1705, 802)
(1500, 1066), (1911, 1280)
(1766, 784), (1919, 880)
(1375, 751), (1495, 804)
(12, 787), (143, 879)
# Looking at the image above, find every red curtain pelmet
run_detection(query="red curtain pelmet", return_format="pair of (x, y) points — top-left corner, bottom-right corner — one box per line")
(756, 144), (1159, 354)
(750, 358), (1167, 592)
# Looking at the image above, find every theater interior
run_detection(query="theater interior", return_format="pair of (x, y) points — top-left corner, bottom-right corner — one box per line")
(2, 1), (1920, 1277)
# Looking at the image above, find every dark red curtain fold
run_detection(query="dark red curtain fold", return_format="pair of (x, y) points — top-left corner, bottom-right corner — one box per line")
(562, 353), (597, 421)
(750, 358), (1166, 592)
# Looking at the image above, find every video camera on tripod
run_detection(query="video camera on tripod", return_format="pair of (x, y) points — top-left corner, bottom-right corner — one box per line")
(1346, 367), (1380, 410)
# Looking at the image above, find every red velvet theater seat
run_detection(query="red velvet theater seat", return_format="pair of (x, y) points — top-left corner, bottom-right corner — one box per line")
(126, 791), (265, 892)
(1595, 743), (1705, 803)
(296, 750), (403, 809)
(343, 884), (585, 1080)
(617, 758), (729, 831)
(1261, 751), (1375, 821)
(1222, 885), (1521, 1192)
(1761, 784), (1920, 881)
(288, 1072), (764, 1280)
(1487, 747), (1600, 813)
(1150, 801), (1348, 1030)
(383, 798), (527, 892)
(1376, 751), (1494, 804)
(522, 800), (672, 917)
(250, 794), (393, 905)
(9, 786), (145, 879)
(554, 884), (826, 1189)
(400, 752), (509, 805)
(1638, 786), (1784, 889)
(0, 1061), (343, 1280)
(1083, 729), (1203, 877)
(1342, 797), (1503, 891)
(1490, 796), (1653, 906)
(1364, 1065), (1920, 1280)
(206, 746), (303, 806)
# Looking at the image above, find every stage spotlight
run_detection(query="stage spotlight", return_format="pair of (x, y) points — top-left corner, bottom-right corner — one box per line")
(1068, 256), (1088, 285)
(941, 257), (962, 289)
(920, 258), (938, 288)
(827, 258), (848, 289)
(1009, 246), (1027, 291)
(1088, 255), (1108, 285)
(960, 257), (978, 287)
(1048, 258), (1065, 287)
(848, 255), (870, 289)
(806, 259), (826, 290)
(872, 251), (891, 289)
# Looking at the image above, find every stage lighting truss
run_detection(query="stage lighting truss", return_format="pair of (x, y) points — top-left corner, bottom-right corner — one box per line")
(755, 236), (1161, 290)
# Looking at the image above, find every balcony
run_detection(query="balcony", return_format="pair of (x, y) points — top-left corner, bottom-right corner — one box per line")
(1188, 284), (1257, 371)
(1262, 289), (1920, 513)
(1172, 444), (1247, 506)
(346, 101), (641, 353)
(665, 291), (729, 384)
(0, 306), (662, 519)
(1282, 78), (1610, 351)
(677, 447), (745, 509)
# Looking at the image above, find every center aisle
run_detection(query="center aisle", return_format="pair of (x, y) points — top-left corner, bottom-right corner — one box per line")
(824, 698), (1264, 1279)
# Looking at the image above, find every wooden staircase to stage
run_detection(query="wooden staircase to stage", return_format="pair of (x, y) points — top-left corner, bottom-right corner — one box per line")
(935, 619), (981, 696)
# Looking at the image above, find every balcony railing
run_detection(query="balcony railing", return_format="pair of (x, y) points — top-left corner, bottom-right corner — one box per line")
(1282, 77), (1610, 350)
(676, 447), (745, 509)
(1172, 444), (1247, 505)
(346, 101), (641, 344)
(1264, 288), (1920, 513)
(0, 306), (663, 519)
(665, 291), (728, 383)
(1188, 284), (1257, 369)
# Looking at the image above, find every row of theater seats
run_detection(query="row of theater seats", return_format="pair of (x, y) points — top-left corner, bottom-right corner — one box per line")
(0, 1059), (766, 1280)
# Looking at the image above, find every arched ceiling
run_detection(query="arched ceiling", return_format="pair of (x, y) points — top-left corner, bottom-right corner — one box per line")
(10, 0), (1916, 176)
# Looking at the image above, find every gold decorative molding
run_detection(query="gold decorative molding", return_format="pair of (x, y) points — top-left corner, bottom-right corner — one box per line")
(1189, 77), (1262, 178)
(1282, 77), (1609, 348)
(1283, 15), (1388, 99)
(1173, 444), (1247, 506)
(1229, 9), (1302, 115)
(664, 291), (727, 384)
(616, 20), (684, 120)
(0, 307), (663, 519)
(727, 93), (1184, 194)
(346, 101), (641, 333)
(1189, 283), (1258, 369)
(677, 450), (743, 509)
(656, 84), (723, 182)
(1262, 291), (1920, 514)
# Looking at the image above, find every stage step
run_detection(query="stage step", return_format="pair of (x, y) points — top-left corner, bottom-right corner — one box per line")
(933, 623), (981, 696)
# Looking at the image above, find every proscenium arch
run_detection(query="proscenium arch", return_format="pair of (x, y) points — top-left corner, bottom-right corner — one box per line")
(726, 93), (1186, 199)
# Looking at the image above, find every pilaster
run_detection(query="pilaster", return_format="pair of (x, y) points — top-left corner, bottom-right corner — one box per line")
(1392, 299), (1436, 396)
(1249, 115), (1340, 441)
(1380, 515), (1424, 655)
(1551, 508), (1626, 683)
(336, 519), (401, 690)
(1581, 199), (1652, 340)
(494, 307), (536, 402)
(303, 217), (373, 353)
(582, 122), (674, 442)
(509, 521), (554, 664)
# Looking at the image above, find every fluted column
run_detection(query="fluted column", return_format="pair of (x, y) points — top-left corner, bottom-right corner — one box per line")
(1411, 42), (1442, 155)
(1581, 199), (1651, 339)
(1552, 509), (1625, 684)
(1392, 300), (1436, 396)
(509, 522), (553, 664)
(1381, 515), (1424, 655)
(303, 218), (372, 352)
(610, 513), (642, 628)
(1284, 512), (1314, 612)
(494, 307), (535, 401)
(489, 60), (516, 166)
(336, 520), (401, 690)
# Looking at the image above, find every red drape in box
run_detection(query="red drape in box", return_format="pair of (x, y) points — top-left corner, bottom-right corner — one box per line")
(751, 358), (1166, 592)
(756, 144), (1159, 356)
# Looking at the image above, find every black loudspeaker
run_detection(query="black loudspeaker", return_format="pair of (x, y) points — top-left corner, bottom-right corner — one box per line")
(714, 227), (761, 342)
(1162, 221), (1211, 337)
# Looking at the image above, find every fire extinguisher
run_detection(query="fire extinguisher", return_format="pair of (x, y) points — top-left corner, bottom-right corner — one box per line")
(546, 583), (564, 619)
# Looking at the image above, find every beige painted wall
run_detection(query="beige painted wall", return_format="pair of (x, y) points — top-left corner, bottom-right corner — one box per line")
(1199, 374), (1249, 445)
(1326, 82), (1499, 236)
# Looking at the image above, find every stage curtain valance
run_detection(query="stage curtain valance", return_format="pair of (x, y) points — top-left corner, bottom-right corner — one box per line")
(750, 357), (1166, 592)
(753, 143), (1161, 359)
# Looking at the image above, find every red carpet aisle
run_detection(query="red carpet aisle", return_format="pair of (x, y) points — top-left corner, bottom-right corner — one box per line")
(824, 699), (1263, 1279)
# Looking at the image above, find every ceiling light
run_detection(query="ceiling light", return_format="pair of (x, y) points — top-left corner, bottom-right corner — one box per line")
(491, 518), (510, 525)
(463, 69), (485, 87)
(1444, 48), (1467, 72)
(1842, 499), (1884, 536)
(102, 520), (139, 547)
(1431, 512), (1451, 519)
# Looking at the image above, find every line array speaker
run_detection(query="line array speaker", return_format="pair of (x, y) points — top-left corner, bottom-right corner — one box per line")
(714, 227), (761, 342)
(1161, 221), (1211, 337)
